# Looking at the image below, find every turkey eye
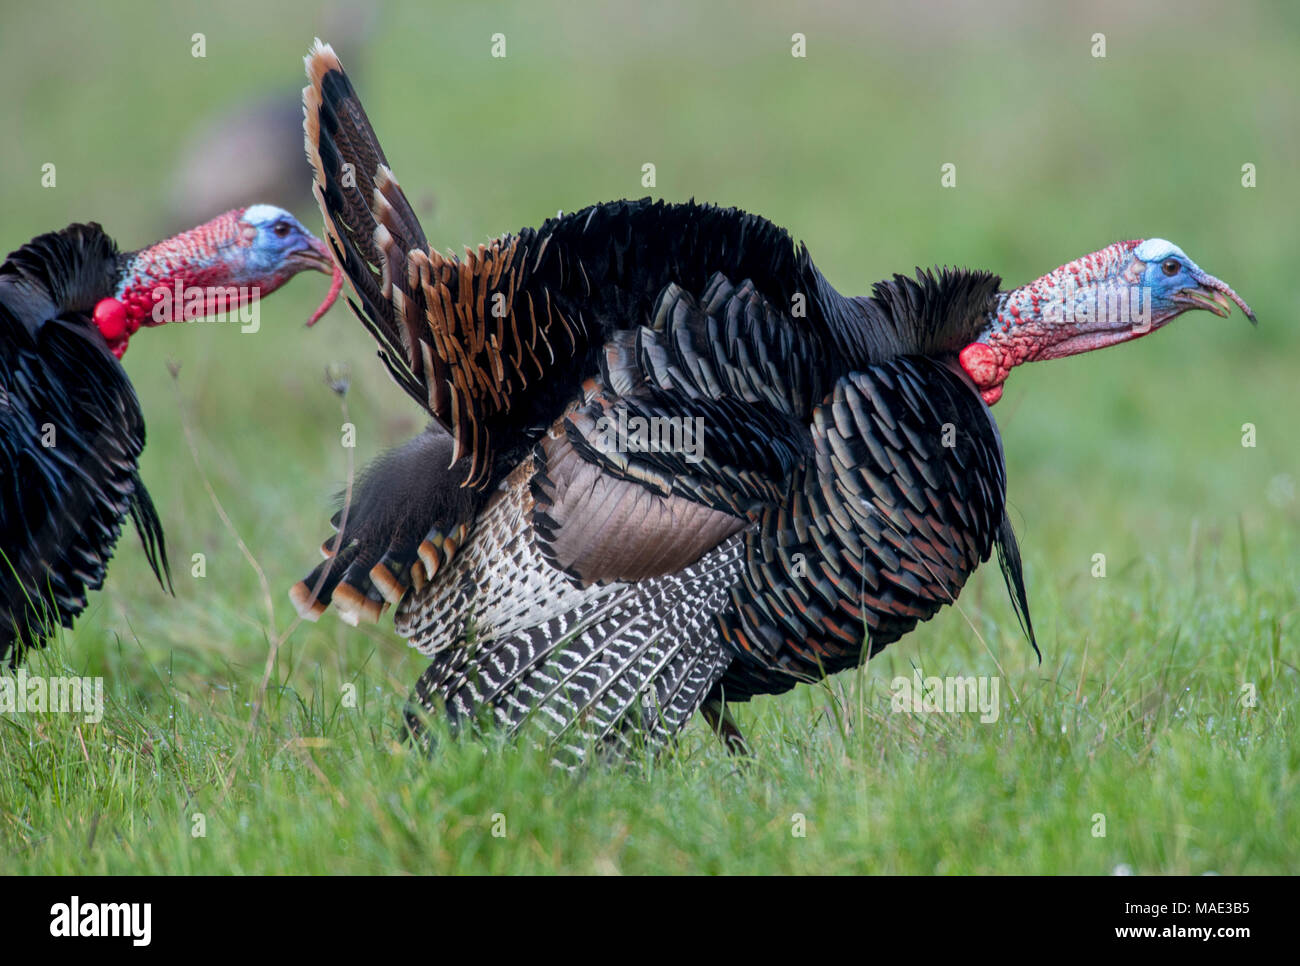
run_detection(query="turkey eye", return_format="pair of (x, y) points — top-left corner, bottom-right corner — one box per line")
(1161, 258), (1180, 277)
(273, 222), (291, 238)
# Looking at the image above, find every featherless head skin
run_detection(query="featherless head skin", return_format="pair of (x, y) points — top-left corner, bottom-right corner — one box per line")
(91, 204), (342, 357)
(959, 239), (1256, 404)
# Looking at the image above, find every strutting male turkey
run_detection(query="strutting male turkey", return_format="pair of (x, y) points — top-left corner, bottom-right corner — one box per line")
(0, 206), (342, 666)
(294, 41), (1255, 761)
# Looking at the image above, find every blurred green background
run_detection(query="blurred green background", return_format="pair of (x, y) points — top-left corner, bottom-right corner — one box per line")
(0, 0), (1295, 873)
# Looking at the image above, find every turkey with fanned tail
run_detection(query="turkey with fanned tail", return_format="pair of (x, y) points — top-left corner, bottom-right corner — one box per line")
(293, 41), (1255, 762)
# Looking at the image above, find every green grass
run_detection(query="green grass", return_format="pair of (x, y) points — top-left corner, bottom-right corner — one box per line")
(1, 0), (1297, 873)
(6, 565), (1295, 874)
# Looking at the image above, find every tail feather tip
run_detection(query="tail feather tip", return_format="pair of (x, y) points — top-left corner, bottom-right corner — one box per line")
(332, 582), (386, 625)
(305, 39), (342, 82)
(289, 581), (326, 621)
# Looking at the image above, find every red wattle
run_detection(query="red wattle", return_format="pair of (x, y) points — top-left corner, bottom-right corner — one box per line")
(959, 342), (1008, 406)
(93, 297), (128, 342)
(958, 342), (999, 385)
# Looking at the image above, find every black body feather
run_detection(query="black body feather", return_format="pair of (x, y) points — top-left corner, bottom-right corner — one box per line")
(0, 224), (170, 665)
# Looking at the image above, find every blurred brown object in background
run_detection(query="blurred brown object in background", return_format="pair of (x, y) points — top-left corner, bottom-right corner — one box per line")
(166, 3), (378, 230)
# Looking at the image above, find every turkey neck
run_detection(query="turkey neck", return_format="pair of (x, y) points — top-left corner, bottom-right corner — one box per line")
(109, 209), (281, 331)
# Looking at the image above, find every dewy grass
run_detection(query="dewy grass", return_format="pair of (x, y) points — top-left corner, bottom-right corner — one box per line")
(1, 542), (1294, 873)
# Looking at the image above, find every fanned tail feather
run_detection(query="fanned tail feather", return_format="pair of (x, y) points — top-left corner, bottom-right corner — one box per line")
(303, 39), (428, 405)
(289, 425), (481, 625)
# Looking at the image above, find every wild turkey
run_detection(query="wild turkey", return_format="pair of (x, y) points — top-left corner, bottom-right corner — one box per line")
(0, 206), (341, 666)
(294, 42), (1256, 760)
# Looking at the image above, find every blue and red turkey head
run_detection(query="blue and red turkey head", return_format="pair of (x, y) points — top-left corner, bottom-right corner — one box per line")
(90, 205), (342, 357)
(958, 237), (1256, 404)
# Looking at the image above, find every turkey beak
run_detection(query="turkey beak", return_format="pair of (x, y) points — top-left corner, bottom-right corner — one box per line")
(291, 235), (336, 275)
(295, 236), (343, 327)
(1174, 270), (1257, 325)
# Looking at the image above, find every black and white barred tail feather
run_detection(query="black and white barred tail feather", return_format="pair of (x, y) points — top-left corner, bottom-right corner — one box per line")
(400, 456), (744, 764)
